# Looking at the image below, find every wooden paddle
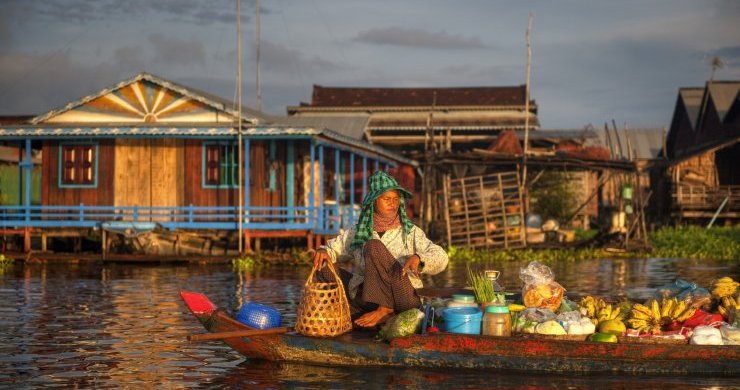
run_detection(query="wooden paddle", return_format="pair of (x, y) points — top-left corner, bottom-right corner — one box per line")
(188, 327), (288, 342)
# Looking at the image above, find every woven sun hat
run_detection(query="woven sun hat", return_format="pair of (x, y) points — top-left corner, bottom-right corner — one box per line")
(361, 171), (412, 207)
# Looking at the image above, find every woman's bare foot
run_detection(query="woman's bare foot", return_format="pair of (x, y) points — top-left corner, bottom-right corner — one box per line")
(354, 306), (394, 328)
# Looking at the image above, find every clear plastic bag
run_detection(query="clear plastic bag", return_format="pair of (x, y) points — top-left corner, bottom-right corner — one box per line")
(520, 261), (565, 311)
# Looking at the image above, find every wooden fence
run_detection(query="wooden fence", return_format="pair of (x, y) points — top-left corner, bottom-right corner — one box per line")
(672, 185), (740, 218)
(445, 172), (525, 249)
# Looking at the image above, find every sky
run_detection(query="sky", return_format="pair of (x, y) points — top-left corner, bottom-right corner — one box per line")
(0, 0), (738, 129)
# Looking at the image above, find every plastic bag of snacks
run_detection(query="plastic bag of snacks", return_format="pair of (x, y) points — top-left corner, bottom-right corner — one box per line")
(520, 261), (565, 311)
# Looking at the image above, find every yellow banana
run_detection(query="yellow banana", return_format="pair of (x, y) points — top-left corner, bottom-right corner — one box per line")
(632, 303), (653, 316)
(671, 300), (686, 318)
(651, 300), (661, 320)
(675, 307), (696, 322)
(610, 307), (621, 320)
(630, 310), (651, 320)
(661, 298), (673, 318)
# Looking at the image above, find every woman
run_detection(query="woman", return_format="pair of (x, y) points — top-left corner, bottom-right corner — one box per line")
(312, 170), (448, 328)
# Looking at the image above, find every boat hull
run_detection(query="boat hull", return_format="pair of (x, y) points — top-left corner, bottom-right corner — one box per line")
(181, 291), (740, 375)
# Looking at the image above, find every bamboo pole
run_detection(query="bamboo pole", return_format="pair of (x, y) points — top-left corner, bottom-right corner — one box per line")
(521, 13), (533, 217)
(443, 174), (452, 246)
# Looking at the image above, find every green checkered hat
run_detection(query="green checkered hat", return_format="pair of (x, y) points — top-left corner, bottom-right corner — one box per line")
(361, 170), (412, 207)
(351, 170), (414, 250)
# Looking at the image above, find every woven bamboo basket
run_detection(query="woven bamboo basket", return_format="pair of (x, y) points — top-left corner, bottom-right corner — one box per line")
(294, 261), (352, 337)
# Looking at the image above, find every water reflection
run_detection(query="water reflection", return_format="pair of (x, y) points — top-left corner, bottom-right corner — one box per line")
(0, 258), (737, 389)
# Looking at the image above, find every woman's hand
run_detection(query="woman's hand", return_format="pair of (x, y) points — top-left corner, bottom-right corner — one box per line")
(312, 249), (330, 270)
(402, 254), (422, 278)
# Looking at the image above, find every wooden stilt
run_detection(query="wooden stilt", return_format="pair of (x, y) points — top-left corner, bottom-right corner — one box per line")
(307, 232), (314, 250)
(24, 227), (31, 253)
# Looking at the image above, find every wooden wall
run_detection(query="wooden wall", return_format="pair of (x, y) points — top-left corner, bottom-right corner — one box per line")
(183, 140), (237, 207)
(41, 140), (115, 206)
(114, 139), (183, 212)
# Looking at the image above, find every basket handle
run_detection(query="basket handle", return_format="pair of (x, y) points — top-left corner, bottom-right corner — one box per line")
(305, 259), (342, 287)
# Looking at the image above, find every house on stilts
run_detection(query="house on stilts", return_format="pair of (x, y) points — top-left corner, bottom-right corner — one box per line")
(0, 72), (415, 255)
(661, 80), (740, 223)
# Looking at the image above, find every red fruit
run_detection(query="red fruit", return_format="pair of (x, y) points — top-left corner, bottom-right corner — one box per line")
(427, 326), (440, 333)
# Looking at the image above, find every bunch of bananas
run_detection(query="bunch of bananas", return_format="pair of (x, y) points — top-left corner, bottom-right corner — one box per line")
(711, 277), (739, 299)
(718, 295), (739, 318)
(627, 298), (696, 334)
(578, 296), (607, 325)
(578, 296), (622, 325)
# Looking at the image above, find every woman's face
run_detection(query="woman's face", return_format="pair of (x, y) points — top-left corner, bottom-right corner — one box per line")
(374, 190), (400, 217)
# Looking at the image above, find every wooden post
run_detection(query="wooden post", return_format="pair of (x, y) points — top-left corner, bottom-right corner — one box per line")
(24, 227), (31, 253)
(101, 229), (107, 260)
(443, 174), (452, 247)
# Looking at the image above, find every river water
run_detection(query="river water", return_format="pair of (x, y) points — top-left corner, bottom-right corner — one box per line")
(1, 257), (738, 389)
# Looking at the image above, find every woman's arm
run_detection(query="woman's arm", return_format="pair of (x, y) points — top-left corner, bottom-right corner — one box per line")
(318, 226), (357, 264)
(411, 226), (449, 275)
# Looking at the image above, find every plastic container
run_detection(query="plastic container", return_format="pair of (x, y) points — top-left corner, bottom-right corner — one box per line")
(621, 185), (633, 200)
(443, 307), (482, 335)
(236, 302), (282, 329)
(447, 294), (478, 308)
(482, 305), (511, 336)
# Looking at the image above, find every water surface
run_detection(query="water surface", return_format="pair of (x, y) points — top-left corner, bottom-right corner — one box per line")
(0, 257), (737, 389)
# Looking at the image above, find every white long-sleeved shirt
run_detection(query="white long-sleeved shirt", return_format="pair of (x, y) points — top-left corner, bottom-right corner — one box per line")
(319, 224), (449, 299)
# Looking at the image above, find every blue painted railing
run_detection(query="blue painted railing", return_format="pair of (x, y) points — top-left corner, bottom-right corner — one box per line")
(0, 203), (360, 235)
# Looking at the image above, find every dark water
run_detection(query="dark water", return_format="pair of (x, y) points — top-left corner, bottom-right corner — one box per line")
(1, 257), (738, 389)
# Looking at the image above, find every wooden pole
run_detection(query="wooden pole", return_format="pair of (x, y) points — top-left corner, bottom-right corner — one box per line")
(521, 13), (533, 217)
(443, 174), (452, 247)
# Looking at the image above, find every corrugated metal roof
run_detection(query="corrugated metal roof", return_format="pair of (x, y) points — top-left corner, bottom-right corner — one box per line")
(707, 81), (740, 122)
(305, 85), (533, 107)
(269, 114), (369, 140)
(679, 88), (704, 130)
(0, 125), (415, 166)
(594, 127), (665, 160)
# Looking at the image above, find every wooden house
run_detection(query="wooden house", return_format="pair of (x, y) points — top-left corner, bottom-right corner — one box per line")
(0, 73), (414, 254)
(664, 81), (740, 221)
(287, 85), (540, 157)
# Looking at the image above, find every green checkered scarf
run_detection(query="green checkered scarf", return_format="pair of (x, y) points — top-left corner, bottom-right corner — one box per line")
(350, 171), (414, 250)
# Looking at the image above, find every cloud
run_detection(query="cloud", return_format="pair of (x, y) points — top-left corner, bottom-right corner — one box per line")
(712, 46), (740, 61)
(148, 33), (206, 67)
(354, 27), (486, 50)
(13, 0), (247, 25)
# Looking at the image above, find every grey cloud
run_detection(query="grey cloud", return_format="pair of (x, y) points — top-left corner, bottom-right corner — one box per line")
(20, 0), (247, 25)
(148, 33), (206, 67)
(712, 46), (740, 60)
(354, 27), (486, 50)
(253, 40), (347, 75)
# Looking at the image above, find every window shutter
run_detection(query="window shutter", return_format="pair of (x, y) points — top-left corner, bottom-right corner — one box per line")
(205, 145), (220, 185)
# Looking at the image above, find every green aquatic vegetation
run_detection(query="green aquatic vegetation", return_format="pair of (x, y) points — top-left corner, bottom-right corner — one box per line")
(649, 226), (739, 261)
(0, 254), (13, 264)
(447, 246), (608, 264)
(232, 255), (257, 271)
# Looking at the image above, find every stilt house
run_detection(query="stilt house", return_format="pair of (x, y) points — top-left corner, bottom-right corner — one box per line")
(0, 73), (414, 254)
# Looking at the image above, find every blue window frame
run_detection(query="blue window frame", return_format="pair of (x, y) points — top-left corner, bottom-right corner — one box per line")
(203, 142), (239, 188)
(58, 143), (98, 188)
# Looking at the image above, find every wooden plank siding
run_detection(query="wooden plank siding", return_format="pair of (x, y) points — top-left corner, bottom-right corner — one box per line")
(41, 140), (115, 206)
(183, 140), (238, 208)
(113, 139), (182, 221)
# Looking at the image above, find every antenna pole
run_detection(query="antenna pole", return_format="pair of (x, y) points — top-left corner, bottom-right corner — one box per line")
(237, 0), (244, 253)
(255, 0), (262, 111)
(522, 13), (533, 214)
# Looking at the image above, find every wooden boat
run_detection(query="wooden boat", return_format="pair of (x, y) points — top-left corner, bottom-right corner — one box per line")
(181, 290), (740, 375)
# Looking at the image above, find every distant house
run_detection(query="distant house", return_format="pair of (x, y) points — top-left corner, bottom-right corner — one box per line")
(0, 73), (414, 254)
(287, 85), (540, 157)
(664, 81), (740, 221)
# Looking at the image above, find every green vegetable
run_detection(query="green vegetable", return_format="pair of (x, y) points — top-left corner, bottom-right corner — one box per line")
(467, 265), (504, 304)
(378, 308), (424, 341)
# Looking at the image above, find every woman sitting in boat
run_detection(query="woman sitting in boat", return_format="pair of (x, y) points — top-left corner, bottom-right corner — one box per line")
(312, 170), (449, 328)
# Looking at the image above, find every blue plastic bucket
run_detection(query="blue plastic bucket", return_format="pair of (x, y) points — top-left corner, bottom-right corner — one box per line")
(442, 307), (482, 335)
(236, 302), (282, 329)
